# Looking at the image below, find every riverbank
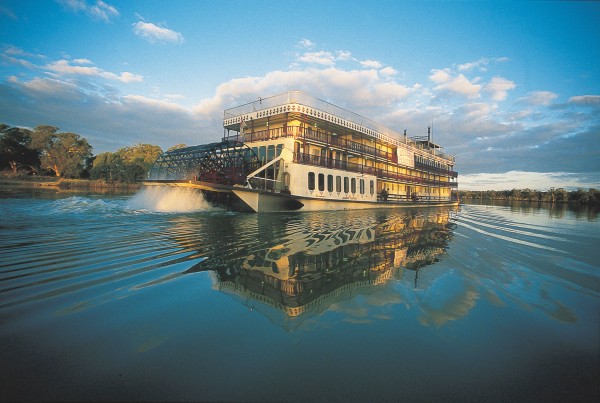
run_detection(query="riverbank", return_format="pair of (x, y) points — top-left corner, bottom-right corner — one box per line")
(0, 175), (140, 193)
(459, 189), (599, 204)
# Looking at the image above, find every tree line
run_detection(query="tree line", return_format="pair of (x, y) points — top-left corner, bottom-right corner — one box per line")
(0, 123), (185, 183)
(459, 188), (600, 204)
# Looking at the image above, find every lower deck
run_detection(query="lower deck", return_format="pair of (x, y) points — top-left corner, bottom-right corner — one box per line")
(142, 180), (459, 213)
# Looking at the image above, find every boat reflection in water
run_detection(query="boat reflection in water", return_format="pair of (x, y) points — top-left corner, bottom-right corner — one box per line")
(187, 207), (458, 329)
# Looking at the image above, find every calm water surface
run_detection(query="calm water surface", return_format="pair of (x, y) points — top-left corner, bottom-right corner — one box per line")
(1, 187), (598, 402)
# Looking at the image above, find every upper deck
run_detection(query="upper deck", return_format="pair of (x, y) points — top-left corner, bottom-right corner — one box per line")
(223, 91), (455, 163)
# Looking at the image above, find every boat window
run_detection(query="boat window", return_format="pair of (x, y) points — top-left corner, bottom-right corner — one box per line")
(344, 177), (349, 193)
(276, 144), (283, 157)
(360, 179), (365, 194)
(259, 146), (266, 164)
(336, 176), (341, 193)
(370, 180), (374, 195)
(351, 178), (356, 194)
(318, 173), (325, 192)
(308, 172), (315, 190)
(327, 175), (334, 192)
(267, 145), (275, 161)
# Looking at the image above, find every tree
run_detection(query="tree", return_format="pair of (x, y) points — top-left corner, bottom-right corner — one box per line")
(30, 125), (59, 152)
(118, 143), (162, 168)
(555, 188), (568, 202)
(90, 144), (163, 183)
(0, 124), (39, 174)
(116, 143), (162, 182)
(40, 132), (93, 178)
(90, 151), (123, 182)
(167, 143), (187, 152)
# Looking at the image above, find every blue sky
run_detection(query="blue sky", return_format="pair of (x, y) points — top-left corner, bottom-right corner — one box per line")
(1, 0), (599, 190)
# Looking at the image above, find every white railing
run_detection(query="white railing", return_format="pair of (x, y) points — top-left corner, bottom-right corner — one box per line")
(224, 91), (455, 163)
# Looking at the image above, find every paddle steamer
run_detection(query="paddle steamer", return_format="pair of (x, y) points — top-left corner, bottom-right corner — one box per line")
(145, 91), (458, 212)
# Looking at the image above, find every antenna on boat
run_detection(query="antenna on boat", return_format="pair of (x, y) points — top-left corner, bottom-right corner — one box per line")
(430, 120), (435, 144)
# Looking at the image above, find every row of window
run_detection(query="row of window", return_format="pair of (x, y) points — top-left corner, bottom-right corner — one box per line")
(415, 155), (450, 171)
(250, 144), (284, 163)
(308, 172), (374, 195)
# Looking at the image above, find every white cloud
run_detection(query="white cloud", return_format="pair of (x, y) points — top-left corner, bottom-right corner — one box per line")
(379, 66), (398, 77)
(192, 67), (414, 119)
(459, 103), (494, 120)
(132, 21), (184, 44)
(485, 76), (516, 101)
(297, 51), (336, 66)
(569, 95), (600, 105)
(438, 59), (514, 100)
(298, 38), (315, 49)
(523, 91), (558, 106)
(430, 68), (451, 84)
(1, 54), (37, 69)
(336, 50), (352, 61)
(446, 75), (479, 97)
(1, 47), (143, 85)
(458, 57), (489, 72)
(458, 56), (509, 71)
(45, 59), (143, 83)
(122, 94), (191, 114)
(72, 58), (93, 65)
(21, 77), (81, 98)
(431, 70), (481, 98)
(4, 45), (44, 59)
(459, 171), (598, 191)
(296, 49), (354, 66)
(58, 0), (119, 22)
(360, 60), (383, 69)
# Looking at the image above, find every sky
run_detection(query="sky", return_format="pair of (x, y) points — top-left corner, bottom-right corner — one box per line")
(1, 0), (599, 190)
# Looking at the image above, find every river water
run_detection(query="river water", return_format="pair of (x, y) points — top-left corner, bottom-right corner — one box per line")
(1, 187), (598, 402)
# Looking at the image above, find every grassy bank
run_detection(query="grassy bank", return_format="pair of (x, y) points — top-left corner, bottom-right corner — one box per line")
(0, 174), (140, 193)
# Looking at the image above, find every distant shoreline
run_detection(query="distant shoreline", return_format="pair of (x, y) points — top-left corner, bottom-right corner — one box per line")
(0, 176), (140, 193)
(458, 189), (598, 204)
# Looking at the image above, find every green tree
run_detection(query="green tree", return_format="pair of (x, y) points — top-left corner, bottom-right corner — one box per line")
(167, 143), (187, 152)
(90, 151), (123, 182)
(29, 125), (59, 152)
(569, 188), (590, 203)
(0, 124), (39, 174)
(118, 143), (162, 167)
(588, 188), (600, 204)
(555, 188), (568, 202)
(41, 132), (93, 178)
(91, 144), (162, 183)
(117, 143), (162, 182)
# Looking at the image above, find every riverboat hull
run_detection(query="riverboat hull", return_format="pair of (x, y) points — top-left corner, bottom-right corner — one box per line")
(142, 180), (458, 213)
(231, 186), (458, 212)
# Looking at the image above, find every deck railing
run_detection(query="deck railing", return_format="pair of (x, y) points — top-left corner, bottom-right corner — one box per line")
(223, 91), (456, 162)
(224, 125), (458, 177)
(293, 152), (458, 188)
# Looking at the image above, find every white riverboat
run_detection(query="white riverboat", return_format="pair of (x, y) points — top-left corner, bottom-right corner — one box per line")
(144, 91), (458, 212)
